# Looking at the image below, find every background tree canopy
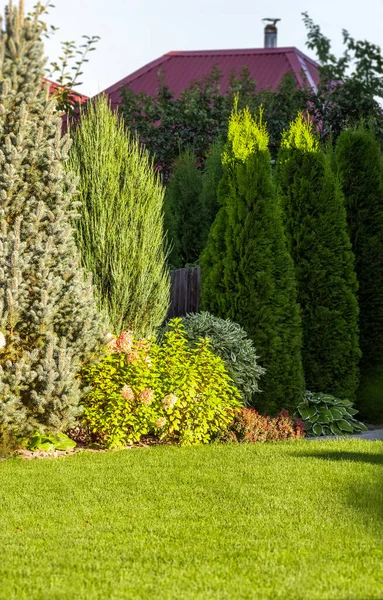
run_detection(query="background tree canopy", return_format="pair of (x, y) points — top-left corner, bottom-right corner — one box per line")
(119, 13), (383, 181)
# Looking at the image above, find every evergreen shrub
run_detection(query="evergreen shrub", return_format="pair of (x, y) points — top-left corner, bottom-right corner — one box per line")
(277, 114), (360, 400)
(199, 139), (224, 247)
(68, 95), (169, 337)
(335, 125), (383, 422)
(81, 319), (241, 447)
(164, 147), (204, 268)
(201, 103), (304, 414)
(170, 312), (265, 406)
(0, 1), (104, 442)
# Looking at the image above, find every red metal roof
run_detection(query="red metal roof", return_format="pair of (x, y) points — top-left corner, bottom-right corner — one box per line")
(44, 78), (89, 104)
(100, 47), (319, 109)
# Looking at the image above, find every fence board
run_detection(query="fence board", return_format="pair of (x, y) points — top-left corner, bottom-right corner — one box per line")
(167, 267), (201, 318)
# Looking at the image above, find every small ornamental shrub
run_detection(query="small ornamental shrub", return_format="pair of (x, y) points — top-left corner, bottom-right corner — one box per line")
(168, 312), (265, 406)
(218, 408), (305, 443)
(295, 391), (367, 437)
(81, 319), (241, 447)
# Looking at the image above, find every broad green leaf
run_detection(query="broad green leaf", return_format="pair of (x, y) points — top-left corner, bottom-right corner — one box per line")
(337, 419), (354, 433)
(330, 424), (342, 436)
(329, 407), (343, 420)
(298, 405), (318, 420)
(312, 423), (323, 436)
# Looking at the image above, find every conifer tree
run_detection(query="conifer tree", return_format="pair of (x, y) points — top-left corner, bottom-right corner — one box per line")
(164, 147), (204, 268)
(336, 125), (383, 421)
(68, 95), (170, 337)
(202, 105), (304, 414)
(277, 114), (360, 400)
(0, 1), (104, 440)
(199, 139), (224, 247)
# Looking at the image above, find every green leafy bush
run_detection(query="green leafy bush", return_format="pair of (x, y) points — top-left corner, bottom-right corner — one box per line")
(81, 319), (241, 447)
(295, 392), (367, 437)
(169, 312), (265, 406)
(218, 408), (305, 443)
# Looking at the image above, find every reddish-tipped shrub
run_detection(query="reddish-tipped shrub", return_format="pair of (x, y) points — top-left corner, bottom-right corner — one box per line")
(219, 408), (305, 443)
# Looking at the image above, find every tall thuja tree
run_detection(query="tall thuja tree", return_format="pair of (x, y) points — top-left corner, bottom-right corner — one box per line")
(200, 175), (230, 317)
(277, 114), (360, 400)
(164, 147), (204, 268)
(68, 95), (170, 337)
(336, 125), (383, 421)
(203, 104), (305, 414)
(199, 139), (224, 248)
(0, 1), (104, 440)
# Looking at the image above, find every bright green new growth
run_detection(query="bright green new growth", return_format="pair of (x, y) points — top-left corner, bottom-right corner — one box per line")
(0, 1), (104, 440)
(336, 125), (383, 422)
(68, 95), (170, 337)
(280, 113), (319, 153)
(277, 114), (360, 400)
(223, 102), (269, 164)
(164, 147), (204, 268)
(202, 105), (305, 414)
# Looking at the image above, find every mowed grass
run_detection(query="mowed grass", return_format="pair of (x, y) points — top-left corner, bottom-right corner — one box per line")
(1, 440), (383, 600)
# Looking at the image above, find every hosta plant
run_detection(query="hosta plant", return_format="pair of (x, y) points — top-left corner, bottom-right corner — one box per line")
(295, 391), (368, 437)
(81, 319), (242, 447)
(21, 432), (76, 452)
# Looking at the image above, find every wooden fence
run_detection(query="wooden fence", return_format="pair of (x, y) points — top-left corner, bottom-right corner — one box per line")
(167, 267), (201, 319)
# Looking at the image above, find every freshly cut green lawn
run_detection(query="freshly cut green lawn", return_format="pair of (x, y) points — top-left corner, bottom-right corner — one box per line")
(1, 440), (382, 600)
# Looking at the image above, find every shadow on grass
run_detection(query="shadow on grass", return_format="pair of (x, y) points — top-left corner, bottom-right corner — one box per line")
(296, 450), (383, 466)
(296, 449), (383, 525)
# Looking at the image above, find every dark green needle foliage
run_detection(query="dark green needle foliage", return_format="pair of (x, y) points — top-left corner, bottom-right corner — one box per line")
(336, 125), (383, 422)
(164, 147), (204, 268)
(0, 1), (104, 442)
(202, 103), (304, 414)
(199, 139), (224, 247)
(277, 114), (360, 400)
(68, 95), (170, 337)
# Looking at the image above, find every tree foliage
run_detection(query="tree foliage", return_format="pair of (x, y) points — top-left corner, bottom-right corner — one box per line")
(302, 12), (383, 144)
(335, 125), (383, 421)
(0, 0), (104, 440)
(202, 105), (304, 414)
(120, 69), (306, 180)
(68, 95), (170, 337)
(164, 147), (204, 268)
(277, 114), (360, 400)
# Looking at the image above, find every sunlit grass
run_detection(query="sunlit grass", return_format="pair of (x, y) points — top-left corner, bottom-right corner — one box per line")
(1, 439), (382, 599)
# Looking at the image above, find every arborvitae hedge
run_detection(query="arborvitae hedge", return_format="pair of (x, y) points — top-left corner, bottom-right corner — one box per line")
(0, 1), (104, 441)
(336, 125), (383, 421)
(277, 114), (360, 400)
(202, 105), (304, 414)
(164, 147), (204, 268)
(68, 95), (170, 338)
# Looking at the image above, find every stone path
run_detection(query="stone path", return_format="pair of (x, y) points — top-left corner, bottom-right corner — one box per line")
(310, 428), (383, 441)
